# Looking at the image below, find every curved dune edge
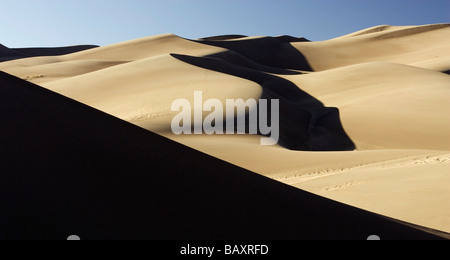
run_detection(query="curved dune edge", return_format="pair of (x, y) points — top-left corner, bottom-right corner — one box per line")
(293, 23), (450, 72)
(1, 24), (450, 234)
(282, 62), (450, 151)
(42, 54), (263, 132)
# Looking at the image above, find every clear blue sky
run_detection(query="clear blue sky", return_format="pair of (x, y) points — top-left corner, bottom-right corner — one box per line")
(1, 0), (449, 47)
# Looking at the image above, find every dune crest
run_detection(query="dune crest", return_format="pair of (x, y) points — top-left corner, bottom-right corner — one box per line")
(293, 24), (450, 72)
(0, 34), (224, 83)
(342, 24), (450, 38)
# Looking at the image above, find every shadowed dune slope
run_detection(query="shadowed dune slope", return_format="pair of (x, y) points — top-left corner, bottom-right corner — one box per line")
(172, 54), (355, 151)
(0, 44), (25, 61)
(0, 44), (98, 62)
(196, 36), (313, 71)
(283, 62), (450, 151)
(0, 44), (12, 54)
(0, 71), (443, 240)
(13, 45), (99, 57)
(203, 50), (304, 75)
(200, 35), (248, 41)
(275, 35), (310, 43)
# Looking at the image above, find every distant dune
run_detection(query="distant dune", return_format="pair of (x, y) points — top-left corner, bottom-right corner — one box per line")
(0, 44), (24, 61)
(0, 44), (98, 62)
(292, 24), (450, 72)
(1, 24), (449, 237)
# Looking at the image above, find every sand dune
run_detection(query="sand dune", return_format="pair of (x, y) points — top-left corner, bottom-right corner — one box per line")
(3, 71), (444, 240)
(43, 54), (263, 132)
(171, 53), (354, 151)
(161, 133), (450, 233)
(283, 62), (450, 150)
(0, 44), (24, 61)
(200, 34), (248, 41)
(0, 34), (223, 84)
(0, 44), (97, 62)
(196, 35), (313, 71)
(13, 45), (99, 57)
(292, 24), (450, 72)
(1, 24), (449, 236)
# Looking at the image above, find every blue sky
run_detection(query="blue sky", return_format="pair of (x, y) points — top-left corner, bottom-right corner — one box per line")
(1, 0), (449, 47)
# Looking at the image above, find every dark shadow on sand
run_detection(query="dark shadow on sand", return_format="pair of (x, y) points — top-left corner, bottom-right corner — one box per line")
(171, 54), (355, 151)
(0, 45), (98, 62)
(0, 71), (444, 240)
(205, 50), (304, 75)
(200, 35), (248, 41)
(194, 36), (313, 72)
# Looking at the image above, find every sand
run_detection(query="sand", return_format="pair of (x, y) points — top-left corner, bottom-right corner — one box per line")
(3, 71), (443, 240)
(1, 24), (449, 236)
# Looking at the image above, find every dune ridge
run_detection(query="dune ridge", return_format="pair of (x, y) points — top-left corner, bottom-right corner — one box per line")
(1, 24), (449, 234)
(292, 23), (450, 72)
(343, 24), (450, 38)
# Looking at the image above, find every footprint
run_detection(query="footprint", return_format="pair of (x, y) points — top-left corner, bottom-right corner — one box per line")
(324, 181), (364, 192)
(23, 75), (45, 81)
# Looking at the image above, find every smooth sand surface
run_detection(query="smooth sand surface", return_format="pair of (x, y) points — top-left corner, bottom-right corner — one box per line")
(1, 24), (449, 234)
(283, 62), (450, 151)
(292, 24), (450, 72)
(44, 54), (262, 132)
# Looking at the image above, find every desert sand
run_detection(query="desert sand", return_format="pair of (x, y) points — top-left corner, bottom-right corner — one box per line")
(4, 72), (445, 240)
(1, 24), (449, 236)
